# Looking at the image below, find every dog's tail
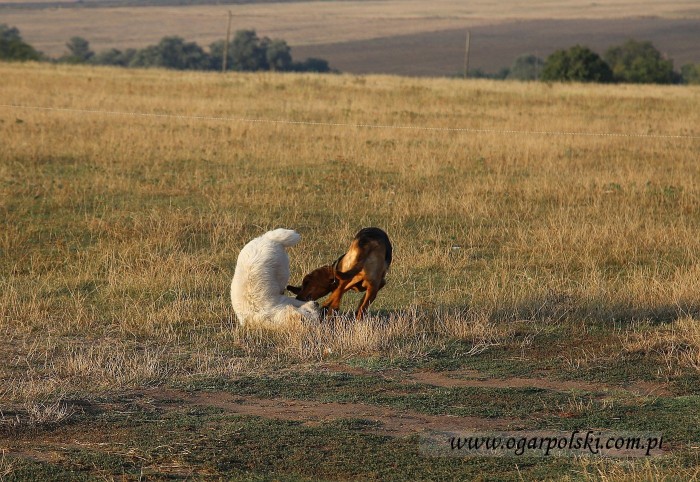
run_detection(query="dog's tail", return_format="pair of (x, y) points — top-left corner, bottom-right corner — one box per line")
(263, 228), (302, 247)
(333, 254), (364, 280)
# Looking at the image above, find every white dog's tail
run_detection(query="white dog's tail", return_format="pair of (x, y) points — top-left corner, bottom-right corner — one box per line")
(262, 228), (302, 247)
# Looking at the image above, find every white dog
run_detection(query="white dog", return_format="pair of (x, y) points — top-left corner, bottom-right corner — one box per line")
(231, 228), (319, 328)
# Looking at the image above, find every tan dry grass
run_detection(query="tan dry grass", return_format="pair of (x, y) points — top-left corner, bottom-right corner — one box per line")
(0, 449), (17, 479)
(234, 308), (512, 361)
(622, 317), (700, 374)
(1, 62), (700, 402)
(575, 457), (700, 482)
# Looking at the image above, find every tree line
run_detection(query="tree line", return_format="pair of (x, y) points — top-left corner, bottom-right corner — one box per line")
(3, 23), (699, 84)
(0, 24), (331, 73)
(470, 40), (700, 85)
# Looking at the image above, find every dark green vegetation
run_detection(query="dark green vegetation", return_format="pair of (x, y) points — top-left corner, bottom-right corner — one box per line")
(541, 45), (614, 83)
(1, 24), (331, 72)
(604, 39), (677, 84)
(479, 40), (688, 84)
(539, 40), (681, 84)
(0, 24), (39, 61)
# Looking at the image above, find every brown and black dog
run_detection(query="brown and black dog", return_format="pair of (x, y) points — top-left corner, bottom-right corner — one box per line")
(287, 227), (392, 319)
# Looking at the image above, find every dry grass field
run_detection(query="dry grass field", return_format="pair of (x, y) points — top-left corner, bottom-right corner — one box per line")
(3, 0), (700, 75)
(1, 61), (700, 479)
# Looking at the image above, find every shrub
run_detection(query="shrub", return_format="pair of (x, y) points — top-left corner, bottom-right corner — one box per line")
(542, 45), (613, 83)
(604, 39), (676, 84)
(0, 24), (41, 61)
(680, 63), (700, 85)
(507, 54), (544, 81)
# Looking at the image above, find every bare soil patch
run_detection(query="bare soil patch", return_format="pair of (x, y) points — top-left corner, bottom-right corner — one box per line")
(318, 363), (674, 398)
(0, 421), (137, 464)
(143, 388), (521, 437)
(406, 370), (673, 398)
(1, 367), (672, 466)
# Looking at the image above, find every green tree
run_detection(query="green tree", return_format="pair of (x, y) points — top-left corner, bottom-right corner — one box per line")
(541, 45), (613, 83)
(265, 38), (292, 71)
(506, 54), (544, 81)
(680, 63), (700, 85)
(130, 36), (210, 70)
(208, 39), (229, 71)
(159, 36), (209, 70)
(230, 30), (268, 71)
(210, 34), (290, 72)
(211, 33), (332, 73)
(604, 39), (675, 84)
(93, 48), (137, 67)
(129, 44), (159, 68)
(61, 36), (94, 64)
(0, 24), (41, 61)
(292, 57), (331, 73)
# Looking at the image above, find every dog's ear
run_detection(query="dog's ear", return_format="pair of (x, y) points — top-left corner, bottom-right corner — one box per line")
(287, 285), (302, 295)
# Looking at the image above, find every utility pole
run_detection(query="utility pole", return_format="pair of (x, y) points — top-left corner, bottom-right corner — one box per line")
(463, 30), (471, 79)
(222, 10), (233, 73)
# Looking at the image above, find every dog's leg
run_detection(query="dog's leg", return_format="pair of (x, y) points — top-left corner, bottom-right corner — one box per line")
(321, 278), (353, 318)
(355, 282), (380, 320)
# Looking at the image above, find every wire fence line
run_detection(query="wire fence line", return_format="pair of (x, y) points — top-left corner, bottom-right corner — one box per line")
(2, 103), (699, 140)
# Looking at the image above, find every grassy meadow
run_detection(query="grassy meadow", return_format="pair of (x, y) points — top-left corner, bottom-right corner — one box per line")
(1, 62), (700, 479)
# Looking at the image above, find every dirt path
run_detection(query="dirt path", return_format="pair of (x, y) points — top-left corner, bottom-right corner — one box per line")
(0, 365), (675, 470)
(0, 386), (521, 467)
(132, 361), (671, 437)
(405, 370), (673, 398)
(1, 364), (673, 468)
(320, 363), (673, 398)
(143, 388), (521, 437)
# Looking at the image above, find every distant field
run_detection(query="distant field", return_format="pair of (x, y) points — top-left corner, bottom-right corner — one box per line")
(2, 0), (700, 74)
(1, 62), (699, 479)
(295, 17), (700, 76)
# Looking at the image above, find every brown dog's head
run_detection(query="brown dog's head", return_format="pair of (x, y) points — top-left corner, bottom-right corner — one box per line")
(287, 265), (337, 301)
